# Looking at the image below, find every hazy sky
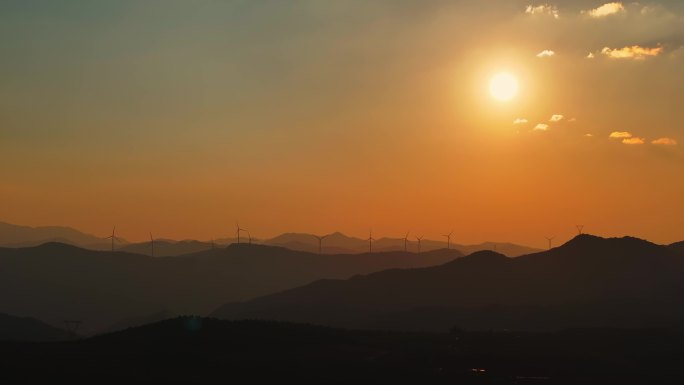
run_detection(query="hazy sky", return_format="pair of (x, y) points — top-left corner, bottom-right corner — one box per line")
(1, 0), (683, 247)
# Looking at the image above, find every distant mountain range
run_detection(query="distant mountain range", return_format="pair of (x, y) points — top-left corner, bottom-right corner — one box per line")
(0, 221), (540, 257)
(0, 221), (120, 250)
(212, 234), (684, 332)
(0, 242), (462, 333)
(0, 312), (73, 342)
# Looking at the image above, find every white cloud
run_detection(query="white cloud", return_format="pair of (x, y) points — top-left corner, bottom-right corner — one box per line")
(622, 137), (645, 145)
(586, 52), (595, 59)
(549, 114), (564, 122)
(652, 137), (677, 146)
(609, 131), (633, 139)
(537, 50), (555, 58)
(569, 118), (577, 123)
(584, 2), (625, 18)
(584, 133), (594, 137)
(513, 118), (528, 124)
(534, 123), (549, 131)
(601, 45), (663, 60)
(526, 4), (559, 19)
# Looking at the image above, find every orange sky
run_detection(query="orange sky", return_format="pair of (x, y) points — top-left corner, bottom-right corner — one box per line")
(1, 1), (683, 248)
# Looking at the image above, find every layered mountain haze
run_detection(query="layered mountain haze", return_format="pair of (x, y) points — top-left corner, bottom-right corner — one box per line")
(0, 221), (121, 250)
(264, 232), (539, 256)
(0, 312), (74, 342)
(0, 221), (538, 256)
(118, 239), (215, 257)
(212, 235), (684, 332)
(0, 242), (462, 333)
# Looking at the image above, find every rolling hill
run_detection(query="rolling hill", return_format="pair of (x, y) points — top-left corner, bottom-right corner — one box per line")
(0, 312), (73, 341)
(212, 234), (684, 331)
(0, 242), (462, 333)
(2, 317), (684, 383)
(0, 221), (116, 249)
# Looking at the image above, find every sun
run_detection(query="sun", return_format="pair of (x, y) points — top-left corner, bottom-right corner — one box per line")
(489, 72), (519, 101)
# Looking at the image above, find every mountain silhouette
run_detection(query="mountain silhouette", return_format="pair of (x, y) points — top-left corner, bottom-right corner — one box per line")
(4, 316), (684, 383)
(0, 221), (119, 250)
(0, 312), (73, 341)
(264, 231), (539, 256)
(0, 242), (461, 333)
(99, 309), (176, 334)
(669, 240), (684, 254)
(212, 234), (684, 331)
(118, 239), (214, 256)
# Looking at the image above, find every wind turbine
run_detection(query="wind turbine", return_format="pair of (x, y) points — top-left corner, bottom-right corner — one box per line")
(415, 235), (424, 253)
(544, 236), (555, 250)
(442, 230), (453, 249)
(235, 223), (246, 244)
(313, 234), (328, 254)
(105, 226), (122, 252)
(576, 225), (584, 235)
(150, 232), (154, 257)
(402, 232), (410, 252)
(246, 230), (252, 245)
(367, 230), (375, 253)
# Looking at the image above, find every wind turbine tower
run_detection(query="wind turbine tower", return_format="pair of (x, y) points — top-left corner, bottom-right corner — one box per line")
(313, 234), (328, 254)
(367, 230), (375, 253)
(235, 223), (246, 244)
(416, 235), (424, 253)
(402, 232), (410, 252)
(105, 226), (121, 252)
(442, 231), (453, 249)
(544, 236), (555, 250)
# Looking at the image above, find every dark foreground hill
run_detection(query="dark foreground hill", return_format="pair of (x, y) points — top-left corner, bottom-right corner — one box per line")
(0, 312), (73, 341)
(1, 317), (684, 384)
(213, 234), (684, 331)
(0, 242), (461, 333)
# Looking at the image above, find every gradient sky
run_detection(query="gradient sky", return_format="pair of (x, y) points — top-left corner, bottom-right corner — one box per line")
(1, 0), (683, 248)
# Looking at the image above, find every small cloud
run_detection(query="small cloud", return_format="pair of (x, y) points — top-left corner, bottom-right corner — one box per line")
(652, 137), (677, 146)
(549, 114), (564, 122)
(526, 4), (559, 19)
(537, 50), (555, 58)
(534, 123), (549, 131)
(584, 133), (594, 137)
(569, 118), (577, 122)
(513, 118), (529, 124)
(610, 131), (633, 139)
(584, 2), (626, 18)
(622, 137), (645, 145)
(586, 52), (595, 59)
(601, 45), (663, 60)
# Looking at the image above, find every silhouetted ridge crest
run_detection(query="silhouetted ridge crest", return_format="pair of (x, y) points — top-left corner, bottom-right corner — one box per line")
(442, 249), (508, 268)
(555, 234), (665, 256)
(33, 241), (85, 250)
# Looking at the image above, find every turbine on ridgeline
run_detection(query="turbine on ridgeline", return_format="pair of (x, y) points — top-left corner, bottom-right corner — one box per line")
(545, 236), (555, 250)
(104, 226), (123, 252)
(367, 230), (375, 253)
(313, 234), (329, 254)
(235, 223), (247, 244)
(415, 235), (424, 253)
(442, 230), (454, 249)
(576, 225), (585, 235)
(402, 232), (410, 252)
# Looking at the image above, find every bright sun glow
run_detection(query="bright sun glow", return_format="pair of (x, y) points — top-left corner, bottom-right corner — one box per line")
(489, 73), (519, 101)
